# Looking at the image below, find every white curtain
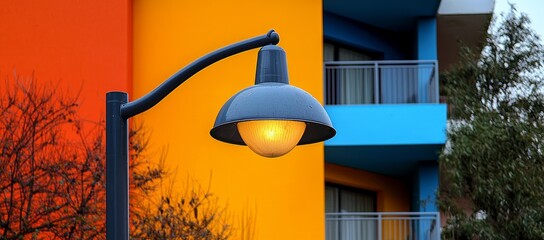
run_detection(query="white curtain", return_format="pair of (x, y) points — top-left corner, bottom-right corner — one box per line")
(325, 186), (339, 240)
(326, 186), (377, 240)
(339, 190), (377, 240)
(324, 43), (336, 104)
(324, 44), (374, 105)
(380, 65), (427, 104)
(324, 43), (335, 61)
(338, 48), (373, 104)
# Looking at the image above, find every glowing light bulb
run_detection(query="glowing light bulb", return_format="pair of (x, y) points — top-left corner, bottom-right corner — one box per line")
(237, 120), (306, 158)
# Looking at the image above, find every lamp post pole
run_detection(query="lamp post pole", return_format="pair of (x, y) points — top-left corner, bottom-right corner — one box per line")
(105, 30), (280, 240)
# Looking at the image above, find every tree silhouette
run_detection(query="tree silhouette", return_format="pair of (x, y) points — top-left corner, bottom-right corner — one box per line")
(0, 76), (238, 239)
(0, 77), (106, 239)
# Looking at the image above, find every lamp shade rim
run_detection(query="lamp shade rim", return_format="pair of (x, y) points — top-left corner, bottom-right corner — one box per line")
(210, 120), (336, 146)
(210, 71), (336, 147)
(213, 117), (332, 128)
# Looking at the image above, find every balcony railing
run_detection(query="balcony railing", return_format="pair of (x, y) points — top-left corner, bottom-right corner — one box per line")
(326, 212), (440, 240)
(324, 60), (439, 105)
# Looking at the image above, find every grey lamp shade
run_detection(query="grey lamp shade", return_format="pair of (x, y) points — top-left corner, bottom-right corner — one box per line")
(210, 45), (336, 145)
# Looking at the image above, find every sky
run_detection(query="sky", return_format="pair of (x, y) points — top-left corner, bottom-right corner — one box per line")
(494, 0), (544, 39)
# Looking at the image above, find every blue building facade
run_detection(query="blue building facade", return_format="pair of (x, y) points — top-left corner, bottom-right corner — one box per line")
(323, 0), (493, 239)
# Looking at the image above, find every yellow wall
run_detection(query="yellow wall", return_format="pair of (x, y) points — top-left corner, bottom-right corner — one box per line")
(325, 163), (410, 212)
(133, 0), (324, 239)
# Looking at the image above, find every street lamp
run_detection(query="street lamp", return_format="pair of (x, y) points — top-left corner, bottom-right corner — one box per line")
(106, 30), (335, 239)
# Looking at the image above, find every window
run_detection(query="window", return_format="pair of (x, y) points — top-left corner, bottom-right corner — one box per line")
(325, 184), (377, 240)
(324, 42), (376, 61)
(324, 42), (377, 104)
(325, 184), (376, 213)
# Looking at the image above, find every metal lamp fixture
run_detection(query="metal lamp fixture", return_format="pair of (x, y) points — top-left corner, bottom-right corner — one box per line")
(210, 44), (336, 157)
(106, 30), (335, 239)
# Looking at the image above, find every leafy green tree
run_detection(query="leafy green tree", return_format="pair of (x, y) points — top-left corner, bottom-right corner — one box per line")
(439, 6), (544, 239)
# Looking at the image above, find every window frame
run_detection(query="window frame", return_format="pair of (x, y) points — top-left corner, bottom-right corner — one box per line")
(325, 182), (378, 213)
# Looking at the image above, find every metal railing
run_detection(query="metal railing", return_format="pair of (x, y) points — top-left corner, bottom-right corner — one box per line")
(325, 212), (440, 240)
(324, 60), (439, 105)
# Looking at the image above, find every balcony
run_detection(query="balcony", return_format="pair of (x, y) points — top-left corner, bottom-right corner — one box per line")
(324, 60), (439, 105)
(326, 212), (440, 240)
(323, 60), (447, 177)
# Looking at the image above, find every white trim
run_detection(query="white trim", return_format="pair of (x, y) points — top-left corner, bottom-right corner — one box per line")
(438, 0), (495, 15)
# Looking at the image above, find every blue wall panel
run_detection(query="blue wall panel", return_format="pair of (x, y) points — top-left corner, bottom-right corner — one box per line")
(416, 18), (438, 102)
(417, 17), (437, 60)
(415, 162), (439, 212)
(414, 162), (439, 240)
(325, 104), (447, 146)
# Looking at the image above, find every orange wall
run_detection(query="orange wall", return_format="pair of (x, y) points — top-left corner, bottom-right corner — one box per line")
(325, 163), (411, 212)
(133, 0), (324, 239)
(0, 1), (131, 238)
(0, 0), (132, 122)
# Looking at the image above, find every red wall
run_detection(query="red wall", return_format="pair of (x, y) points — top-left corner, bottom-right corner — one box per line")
(0, 0), (132, 122)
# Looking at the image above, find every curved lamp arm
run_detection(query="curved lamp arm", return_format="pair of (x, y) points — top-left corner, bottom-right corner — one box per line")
(121, 30), (280, 119)
(106, 30), (279, 240)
